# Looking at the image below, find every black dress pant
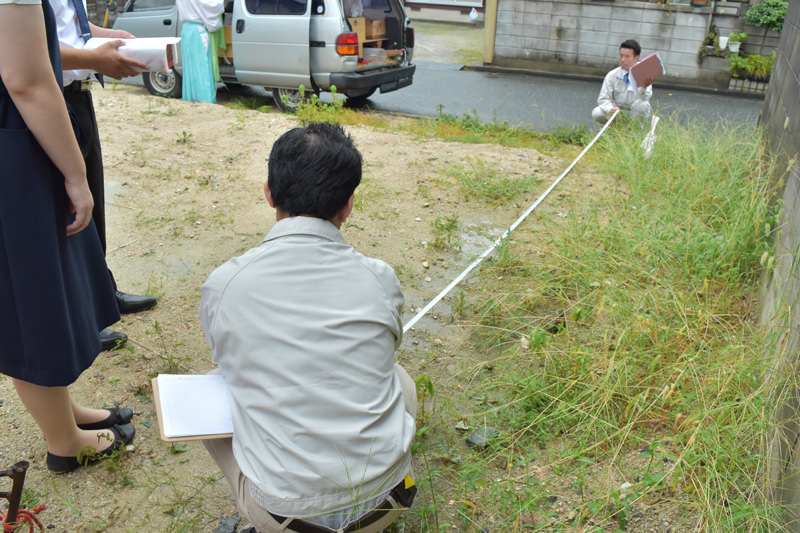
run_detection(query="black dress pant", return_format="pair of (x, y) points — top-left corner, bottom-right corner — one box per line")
(64, 85), (118, 290)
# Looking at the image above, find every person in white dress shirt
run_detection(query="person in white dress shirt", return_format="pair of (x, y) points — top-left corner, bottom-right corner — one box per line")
(592, 39), (653, 124)
(53, 0), (158, 350)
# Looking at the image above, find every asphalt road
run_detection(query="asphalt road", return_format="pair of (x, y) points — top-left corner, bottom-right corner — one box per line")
(354, 61), (766, 131)
(121, 61), (766, 132)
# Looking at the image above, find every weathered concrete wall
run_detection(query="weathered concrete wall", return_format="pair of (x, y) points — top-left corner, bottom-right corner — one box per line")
(758, 0), (800, 525)
(491, 0), (781, 89)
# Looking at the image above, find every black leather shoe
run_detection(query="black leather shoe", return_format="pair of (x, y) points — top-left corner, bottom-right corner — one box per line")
(77, 405), (134, 430)
(99, 328), (127, 351)
(116, 290), (157, 314)
(47, 423), (136, 473)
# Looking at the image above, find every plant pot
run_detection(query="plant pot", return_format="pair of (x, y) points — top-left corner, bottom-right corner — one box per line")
(718, 36), (729, 50)
(729, 42), (741, 54)
(730, 69), (771, 83)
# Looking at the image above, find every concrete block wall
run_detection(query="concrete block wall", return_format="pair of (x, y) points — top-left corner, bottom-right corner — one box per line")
(492, 0), (780, 88)
(759, 0), (800, 524)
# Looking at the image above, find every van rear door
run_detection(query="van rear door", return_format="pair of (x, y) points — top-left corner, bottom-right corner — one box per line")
(114, 0), (178, 38)
(231, 0), (312, 90)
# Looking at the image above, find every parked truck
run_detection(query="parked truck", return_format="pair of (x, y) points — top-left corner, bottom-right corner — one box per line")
(113, 0), (415, 111)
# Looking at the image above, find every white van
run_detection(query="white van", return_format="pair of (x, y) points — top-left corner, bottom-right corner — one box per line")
(113, 0), (415, 111)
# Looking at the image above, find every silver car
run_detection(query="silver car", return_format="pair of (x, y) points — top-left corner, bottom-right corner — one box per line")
(113, 0), (415, 111)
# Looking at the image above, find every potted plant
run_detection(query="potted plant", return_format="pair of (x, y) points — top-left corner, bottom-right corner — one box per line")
(727, 32), (747, 54)
(744, 0), (787, 53)
(727, 51), (776, 81)
(727, 54), (749, 78)
(745, 51), (776, 81)
(697, 24), (723, 62)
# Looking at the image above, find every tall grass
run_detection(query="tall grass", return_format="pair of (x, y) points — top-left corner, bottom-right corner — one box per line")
(448, 158), (542, 205)
(451, 119), (783, 530)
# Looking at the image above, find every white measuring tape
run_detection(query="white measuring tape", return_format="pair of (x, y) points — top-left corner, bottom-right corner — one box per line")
(402, 111), (619, 333)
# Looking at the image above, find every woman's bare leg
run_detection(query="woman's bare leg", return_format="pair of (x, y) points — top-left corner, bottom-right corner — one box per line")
(12, 379), (114, 457)
(69, 396), (117, 426)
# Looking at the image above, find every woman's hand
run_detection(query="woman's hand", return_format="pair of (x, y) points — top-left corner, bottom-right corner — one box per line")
(64, 178), (94, 236)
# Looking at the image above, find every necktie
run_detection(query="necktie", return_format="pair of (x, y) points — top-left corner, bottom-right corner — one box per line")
(70, 0), (104, 86)
(70, 0), (92, 42)
(624, 72), (630, 88)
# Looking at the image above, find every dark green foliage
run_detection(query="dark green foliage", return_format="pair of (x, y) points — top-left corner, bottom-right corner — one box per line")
(744, 0), (788, 33)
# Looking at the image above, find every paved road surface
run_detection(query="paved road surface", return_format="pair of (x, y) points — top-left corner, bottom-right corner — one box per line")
(354, 61), (765, 131)
(121, 61), (765, 132)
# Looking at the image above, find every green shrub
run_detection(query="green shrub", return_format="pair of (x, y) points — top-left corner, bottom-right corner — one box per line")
(746, 51), (776, 79)
(727, 54), (749, 77)
(744, 0), (787, 33)
(745, 0), (787, 53)
(728, 52), (775, 79)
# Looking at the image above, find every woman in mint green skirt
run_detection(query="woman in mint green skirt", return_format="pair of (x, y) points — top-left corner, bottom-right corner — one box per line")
(177, 0), (223, 102)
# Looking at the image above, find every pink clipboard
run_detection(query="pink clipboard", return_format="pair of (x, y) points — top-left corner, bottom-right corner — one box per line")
(630, 52), (666, 87)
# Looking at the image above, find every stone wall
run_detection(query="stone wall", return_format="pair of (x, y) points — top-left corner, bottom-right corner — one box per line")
(491, 0), (781, 89)
(758, 0), (800, 524)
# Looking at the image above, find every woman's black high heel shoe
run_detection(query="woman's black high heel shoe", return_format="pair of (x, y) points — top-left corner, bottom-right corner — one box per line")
(76, 405), (134, 430)
(47, 423), (136, 473)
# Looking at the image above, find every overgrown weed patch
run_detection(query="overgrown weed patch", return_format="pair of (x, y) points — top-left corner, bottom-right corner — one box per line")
(412, 119), (785, 530)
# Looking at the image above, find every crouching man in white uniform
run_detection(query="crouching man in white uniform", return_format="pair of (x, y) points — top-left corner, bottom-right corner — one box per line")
(592, 39), (653, 124)
(199, 122), (417, 533)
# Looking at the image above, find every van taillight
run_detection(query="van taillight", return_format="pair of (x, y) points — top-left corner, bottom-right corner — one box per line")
(406, 27), (414, 48)
(336, 33), (358, 56)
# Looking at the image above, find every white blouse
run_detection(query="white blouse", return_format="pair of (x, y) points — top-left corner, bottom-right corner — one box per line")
(176, 0), (224, 31)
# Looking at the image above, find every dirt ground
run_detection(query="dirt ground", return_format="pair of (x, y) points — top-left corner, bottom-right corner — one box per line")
(0, 81), (561, 531)
(0, 25), (682, 532)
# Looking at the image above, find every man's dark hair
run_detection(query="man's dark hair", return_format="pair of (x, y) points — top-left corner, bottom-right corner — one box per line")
(620, 39), (641, 58)
(267, 122), (362, 220)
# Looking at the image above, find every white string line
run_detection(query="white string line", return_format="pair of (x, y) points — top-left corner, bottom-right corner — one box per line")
(402, 110), (619, 333)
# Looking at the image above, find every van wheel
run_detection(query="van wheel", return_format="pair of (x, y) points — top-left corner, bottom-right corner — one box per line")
(143, 70), (182, 99)
(272, 87), (317, 113)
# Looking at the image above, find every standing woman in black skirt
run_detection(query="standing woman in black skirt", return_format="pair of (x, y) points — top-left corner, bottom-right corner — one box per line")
(0, 0), (136, 472)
